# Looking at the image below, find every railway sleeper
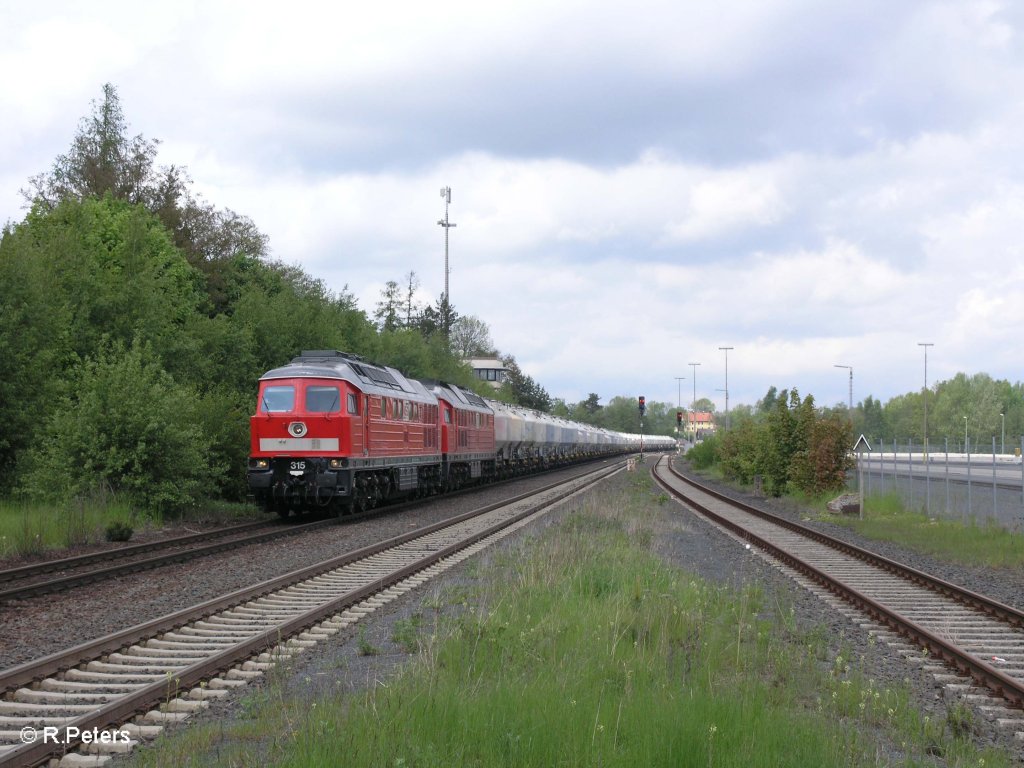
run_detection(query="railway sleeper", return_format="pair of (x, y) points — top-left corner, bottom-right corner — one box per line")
(38, 680), (145, 694)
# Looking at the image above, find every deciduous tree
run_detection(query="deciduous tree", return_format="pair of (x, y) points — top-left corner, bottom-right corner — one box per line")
(450, 315), (496, 358)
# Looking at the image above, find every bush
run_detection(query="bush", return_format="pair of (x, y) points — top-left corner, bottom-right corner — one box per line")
(20, 341), (216, 513)
(105, 521), (134, 542)
(789, 415), (854, 494)
(686, 436), (720, 469)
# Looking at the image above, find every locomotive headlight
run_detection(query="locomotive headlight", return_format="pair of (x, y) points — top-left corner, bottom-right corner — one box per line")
(288, 422), (308, 438)
(250, 458), (269, 470)
(329, 459), (344, 469)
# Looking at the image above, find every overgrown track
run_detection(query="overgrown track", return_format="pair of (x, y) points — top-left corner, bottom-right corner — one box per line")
(653, 457), (1024, 717)
(0, 458), (628, 604)
(0, 519), (330, 603)
(0, 460), (624, 767)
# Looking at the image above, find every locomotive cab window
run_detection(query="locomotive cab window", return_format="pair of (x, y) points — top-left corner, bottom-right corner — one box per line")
(347, 393), (359, 414)
(260, 385), (295, 413)
(306, 386), (341, 413)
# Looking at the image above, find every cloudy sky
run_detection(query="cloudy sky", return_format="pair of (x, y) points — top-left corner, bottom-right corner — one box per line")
(3, 0), (1023, 411)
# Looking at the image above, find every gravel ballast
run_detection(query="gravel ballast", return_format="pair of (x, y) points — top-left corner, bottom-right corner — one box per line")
(107, 459), (1024, 766)
(0, 463), (622, 670)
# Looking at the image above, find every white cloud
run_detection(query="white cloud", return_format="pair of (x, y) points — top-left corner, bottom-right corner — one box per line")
(6, 0), (1024, 413)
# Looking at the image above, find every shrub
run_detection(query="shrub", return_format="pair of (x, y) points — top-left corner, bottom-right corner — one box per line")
(20, 341), (215, 513)
(105, 521), (134, 542)
(686, 436), (719, 469)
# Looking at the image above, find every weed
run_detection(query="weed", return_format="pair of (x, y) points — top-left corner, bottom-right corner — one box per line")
(356, 626), (380, 657)
(392, 614), (424, 654)
(946, 700), (977, 738)
(105, 520), (134, 542)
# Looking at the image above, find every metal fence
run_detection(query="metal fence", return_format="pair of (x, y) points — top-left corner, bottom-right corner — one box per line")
(855, 436), (1024, 533)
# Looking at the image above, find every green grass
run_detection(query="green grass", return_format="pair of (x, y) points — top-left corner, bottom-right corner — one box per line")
(391, 614), (425, 653)
(124, 476), (1013, 767)
(0, 496), (139, 559)
(0, 496), (262, 560)
(686, 458), (1024, 570)
(834, 491), (1024, 568)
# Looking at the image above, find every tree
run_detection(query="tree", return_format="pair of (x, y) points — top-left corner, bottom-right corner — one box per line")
(374, 280), (402, 331)
(171, 196), (269, 315)
(550, 398), (571, 418)
(498, 355), (551, 411)
(861, 395), (888, 441)
(402, 270), (422, 327)
(0, 195), (210, 488)
(450, 315), (496, 358)
(757, 386), (779, 414)
(691, 397), (715, 412)
(417, 294), (459, 340)
(20, 342), (216, 511)
(790, 415), (854, 494)
(717, 419), (760, 484)
(21, 83), (269, 316)
(761, 390), (797, 495)
(580, 393), (603, 416)
(23, 83), (158, 208)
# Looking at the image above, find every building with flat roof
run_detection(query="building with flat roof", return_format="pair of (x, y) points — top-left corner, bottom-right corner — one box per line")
(466, 357), (507, 389)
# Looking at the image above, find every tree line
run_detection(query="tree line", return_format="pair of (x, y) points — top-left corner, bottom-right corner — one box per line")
(13, 85), (1003, 514)
(371, 275), (555, 413)
(688, 389), (853, 497)
(725, 375), (1024, 454)
(0, 85), (535, 512)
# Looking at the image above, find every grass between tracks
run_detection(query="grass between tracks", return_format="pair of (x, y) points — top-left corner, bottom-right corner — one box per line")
(126, 473), (1012, 768)
(0, 497), (260, 560)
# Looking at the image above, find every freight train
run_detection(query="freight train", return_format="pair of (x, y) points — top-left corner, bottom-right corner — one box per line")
(248, 350), (676, 515)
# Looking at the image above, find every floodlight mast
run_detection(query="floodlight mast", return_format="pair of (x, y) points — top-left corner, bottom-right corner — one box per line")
(719, 347), (733, 430)
(918, 342), (934, 459)
(437, 187), (457, 315)
(688, 362), (701, 441)
(833, 365), (853, 413)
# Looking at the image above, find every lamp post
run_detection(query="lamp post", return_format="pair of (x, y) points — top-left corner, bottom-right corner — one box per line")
(719, 346), (733, 430)
(918, 342), (933, 458)
(833, 364), (853, 414)
(964, 416), (968, 453)
(437, 187), (456, 334)
(688, 362), (701, 441)
(1001, 413), (1005, 454)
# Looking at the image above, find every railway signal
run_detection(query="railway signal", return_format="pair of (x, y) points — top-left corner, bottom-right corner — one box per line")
(676, 411), (683, 427)
(638, 396), (646, 416)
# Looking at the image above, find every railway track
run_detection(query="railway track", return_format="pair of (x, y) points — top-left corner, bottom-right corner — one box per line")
(0, 460), (623, 767)
(652, 457), (1024, 734)
(0, 519), (332, 603)
(0, 460), (622, 604)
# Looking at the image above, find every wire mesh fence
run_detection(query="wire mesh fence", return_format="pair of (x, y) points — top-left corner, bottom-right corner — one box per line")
(855, 436), (1024, 532)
